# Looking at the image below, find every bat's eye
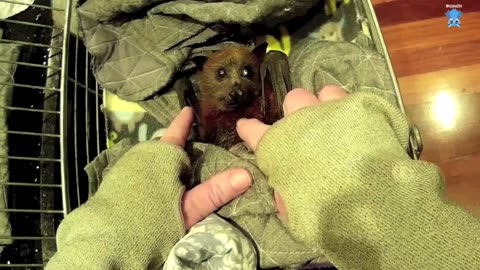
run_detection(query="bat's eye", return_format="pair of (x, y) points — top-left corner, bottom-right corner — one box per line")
(217, 68), (227, 79)
(241, 65), (253, 78)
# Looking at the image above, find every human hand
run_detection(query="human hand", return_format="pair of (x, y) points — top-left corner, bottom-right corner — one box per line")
(236, 85), (348, 222)
(160, 107), (253, 229)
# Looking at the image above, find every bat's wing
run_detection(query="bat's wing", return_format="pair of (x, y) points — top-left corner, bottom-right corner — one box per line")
(260, 50), (292, 118)
(175, 77), (202, 129)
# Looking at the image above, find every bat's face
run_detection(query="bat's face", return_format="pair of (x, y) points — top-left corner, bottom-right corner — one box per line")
(196, 46), (264, 112)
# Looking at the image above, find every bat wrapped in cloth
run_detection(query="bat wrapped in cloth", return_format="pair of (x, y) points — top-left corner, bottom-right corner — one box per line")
(177, 43), (292, 149)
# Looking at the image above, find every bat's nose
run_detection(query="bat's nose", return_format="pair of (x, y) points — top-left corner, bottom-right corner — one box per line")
(229, 89), (244, 100)
(228, 89), (252, 105)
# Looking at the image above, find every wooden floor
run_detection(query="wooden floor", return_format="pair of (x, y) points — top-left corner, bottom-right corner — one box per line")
(372, 0), (480, 216)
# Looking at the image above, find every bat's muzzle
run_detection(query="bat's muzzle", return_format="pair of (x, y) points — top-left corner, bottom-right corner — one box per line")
(227, 89), (254, 107)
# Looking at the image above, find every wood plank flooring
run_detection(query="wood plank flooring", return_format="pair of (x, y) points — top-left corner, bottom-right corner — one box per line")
(372, 0), (480, 216)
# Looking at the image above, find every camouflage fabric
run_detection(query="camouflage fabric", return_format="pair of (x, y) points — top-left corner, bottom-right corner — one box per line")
(163, 214), (257, 270)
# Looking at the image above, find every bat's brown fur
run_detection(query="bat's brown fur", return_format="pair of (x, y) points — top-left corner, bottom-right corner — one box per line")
(195, 45), (281, 148)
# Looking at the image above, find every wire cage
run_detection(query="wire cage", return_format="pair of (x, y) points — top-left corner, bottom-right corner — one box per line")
(0, 0), (104, 268)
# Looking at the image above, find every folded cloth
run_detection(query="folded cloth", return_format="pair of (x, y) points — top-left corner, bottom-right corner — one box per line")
(0, 0), (34, 19)
(289, 38), (398, 107)
(189, 142), (328, 269)
(77, 0), (317, 101)
(0, 36), (20, 248)
(163, 214), (257, 270)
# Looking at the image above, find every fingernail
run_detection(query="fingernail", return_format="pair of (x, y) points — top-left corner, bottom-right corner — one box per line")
(230, 171), (252, 191)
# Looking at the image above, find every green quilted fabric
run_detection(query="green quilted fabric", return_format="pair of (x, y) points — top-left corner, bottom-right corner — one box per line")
(77, 0), (316, 101)
(189, 143), (326, 268)
(289, 39), (398, 107)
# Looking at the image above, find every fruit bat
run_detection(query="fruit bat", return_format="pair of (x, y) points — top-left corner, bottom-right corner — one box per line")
(178, 42), (292, 149)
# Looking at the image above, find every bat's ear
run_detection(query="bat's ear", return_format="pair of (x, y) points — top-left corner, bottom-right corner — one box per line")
(252, 42), (268, 63)
(192, 56), (208, 71)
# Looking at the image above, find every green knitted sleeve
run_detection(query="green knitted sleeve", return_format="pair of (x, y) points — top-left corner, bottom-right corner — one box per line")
(46, 142), (189, 270)
(256, 92), (480, 269)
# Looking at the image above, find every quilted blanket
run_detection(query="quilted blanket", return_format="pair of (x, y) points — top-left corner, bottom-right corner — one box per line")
(78, 0), (317, 101)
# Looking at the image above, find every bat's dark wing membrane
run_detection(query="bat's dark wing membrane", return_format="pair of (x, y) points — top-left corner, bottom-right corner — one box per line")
(175, 77), (202, 130)
(260, 50), (292, 118)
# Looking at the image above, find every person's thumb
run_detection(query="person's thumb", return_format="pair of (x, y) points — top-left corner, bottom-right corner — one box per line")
(181, 169), (252, 229)
(236, 118), (270, 152)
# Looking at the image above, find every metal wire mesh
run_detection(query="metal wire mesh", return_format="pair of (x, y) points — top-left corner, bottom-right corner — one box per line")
(0, 0), (105, 268)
